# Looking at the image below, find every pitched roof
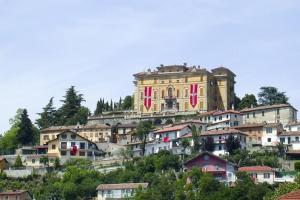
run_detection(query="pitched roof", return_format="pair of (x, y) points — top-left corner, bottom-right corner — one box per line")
(199, 110), (241, 117)
(179, 133), (193, 139)
(240, 104), (297, 112)
(238, 166), (273, 172)
(184, 151), (235, 166)
(233, 123), (266, 129)
(278, 189), (300, 200)
(96, 183), (148, 190)
(200, 129), (246, 136)
(280, 131), (300, 136)
(154, 124), (190, 134)
(0, 190), (29, 195)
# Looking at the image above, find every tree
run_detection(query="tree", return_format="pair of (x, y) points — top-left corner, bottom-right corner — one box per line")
(238, 94), (258, 110)
(54, 157), (60, 170)
(16, 109), (35, 145)
(201, 137), (215, 152)
(181, 138), (190, 155)
(191, 125), (201, 153)
(122, 96), (133, 110)
(234, 94), (241, 110)
(14, 154), (23, 168)
(134, 121), (154, 156)
(40, 156), (49, 167)
(225, 135), (241, 155)
(57, 86), (90, 125)
(36, 97), (57, 129)
(258, 86), (289, 105)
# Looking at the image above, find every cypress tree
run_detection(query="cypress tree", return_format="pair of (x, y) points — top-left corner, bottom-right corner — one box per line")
(36, 97), (57, 129)
(17, 109), (35, 145)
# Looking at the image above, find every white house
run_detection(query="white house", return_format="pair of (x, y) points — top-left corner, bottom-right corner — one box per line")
(261, 123), (283, 147)
(238, 166), (275, 184)
(200, 129), (247, 156)
(96, 183), (148, 200)
(199, 110), (243, 131)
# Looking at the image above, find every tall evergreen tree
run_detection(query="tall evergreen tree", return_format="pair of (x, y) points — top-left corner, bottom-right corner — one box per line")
(57, 86), (90, 125)
(122, 95), (133, 110)
(258, 86), (289, 105)
(94, 100), (104, 115)
(225, 135), (241, 155)
(238, 94), (258, 110)
(16, 109), (35, 145)
(36, 97), (57, 129)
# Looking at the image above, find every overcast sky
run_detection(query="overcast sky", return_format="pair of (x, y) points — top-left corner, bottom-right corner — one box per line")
(0, 0), (300, 134)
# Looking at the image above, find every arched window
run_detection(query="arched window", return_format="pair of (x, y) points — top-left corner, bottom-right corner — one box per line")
(168, 88), (173, 97)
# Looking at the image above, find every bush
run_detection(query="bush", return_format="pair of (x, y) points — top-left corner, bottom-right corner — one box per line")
(294, 162), (300, 172)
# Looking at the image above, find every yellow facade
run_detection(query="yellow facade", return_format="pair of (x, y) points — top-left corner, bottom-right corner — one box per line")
(133, 65), (235, 114)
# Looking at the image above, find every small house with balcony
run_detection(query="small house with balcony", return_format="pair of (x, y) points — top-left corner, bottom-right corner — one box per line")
(47, 131), (103, 164)
(96, 183), (148, 200)
(238, 166), (275, 184)
(261, 123), (283, 148)
(184, 152), (237, 185)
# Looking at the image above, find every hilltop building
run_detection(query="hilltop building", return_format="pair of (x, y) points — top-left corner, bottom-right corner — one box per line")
(133, 64), (236, 114)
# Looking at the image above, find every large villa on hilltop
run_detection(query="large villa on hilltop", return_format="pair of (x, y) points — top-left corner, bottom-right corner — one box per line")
(133, 64), (236, 115)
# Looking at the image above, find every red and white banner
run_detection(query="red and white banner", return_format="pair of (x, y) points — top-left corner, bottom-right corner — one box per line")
(144, 86), (152, 110)
(190, 84), (198, 107)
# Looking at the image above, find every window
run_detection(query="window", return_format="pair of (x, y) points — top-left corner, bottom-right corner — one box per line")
(219, 116), (222, 120)
(296, 137), (299, 142)
(253, 112), (256, 118)
(280, 138), (285, 143)
(140, 92), (143, 100)
(52, 144), (56, 150)
(32, 159), (35, 164)
(252, 173), (257, 178)
(204, 155), (209, 161)
(266, 128), (273, 133)
(185, 77), (188, 83)
(200, 87), (204, 96)
(247, 113), (249, 119)
(71, 142), (76, 147)
(43, 135), (49, 140)
(168, 87), (173, 97)
(262, 111), (265, 116)
(61, 133), (67, 139)
(61, 151), (67, 156)
(154, 104), (157, 111)
(277, 109), (280, 115)
(71, 134), (76, 139)
(79, 151), (85, 156)
(176, 89), (180, 98)
(233, 121), (239, 126)
(268, 138), (271, 142)
(90, 132), (93, 137)
(264, 173), (270, 179)
(219, 145), (222, 150)
(80, 142), (86, 149)
(154, 91), (157, 99)
(162, 90), (165, 98)
(184, 102), (188, 111)
(61, 142), (67, 149)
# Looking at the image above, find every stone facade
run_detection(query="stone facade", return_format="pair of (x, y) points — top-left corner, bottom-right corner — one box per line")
(133, 65), (235, 114)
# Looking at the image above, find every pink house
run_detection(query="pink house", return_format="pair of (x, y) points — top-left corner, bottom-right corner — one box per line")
(184, 152), (237, 185)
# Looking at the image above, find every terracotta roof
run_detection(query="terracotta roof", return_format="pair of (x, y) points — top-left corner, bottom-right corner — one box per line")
(199, 110), (241, 117)
(184, 151), (235, 167)
(175, 120), (206, 125)
(41, 124), (110, 133)
(240, 104), (297, 112)
(0, 190), (29, 195)
(264, 123), (282, 128)
(233, 123), (266, 129)
(280, 131), (300, 136)
(201, 129), (246, 136)
(154, 124), (190, 134)
(97, 183), (148, 190)
(179, 133), (193, 139)
(278, 189), (300, 200)
(238, 166), (273, 172)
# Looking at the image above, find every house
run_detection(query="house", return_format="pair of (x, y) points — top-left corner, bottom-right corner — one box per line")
(238, 166), (275, 184)
(233, 123), (265, 148)
(279, 131), (300, 151)
(46, 131), (103, 164)
(0, 190), (32, 200)
(285, 121), (300, 132)
(40, 124), (111, 145)
(200, 129), (247, 156)
(0, 157), (9, 172)
(199, 110), (243, 130)
(112, 123), (137, 144)
(261, 123), (283, 148)
(184, 152), (237, 185)
(96, 183), (148, 200)
(278, 189), (300, 200)
(240, 104), (297, 127)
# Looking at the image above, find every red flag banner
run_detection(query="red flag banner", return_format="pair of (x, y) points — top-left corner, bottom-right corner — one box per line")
(144, 86), (152, 110)
(190, 84), (198, 107)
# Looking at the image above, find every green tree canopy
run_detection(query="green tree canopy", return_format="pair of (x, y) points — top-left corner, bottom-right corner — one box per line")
(225, 135), (241, 155)
(134, 121), (154, 156)
(201, 137), (215, 152)
(238, 94), (258, 110)
(258, 86), (289, 105)
(57, 86), (90, 125)
(16, 109), (35, 145)
(36, 97), (57, 129)
(122, 95), (133, 110)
